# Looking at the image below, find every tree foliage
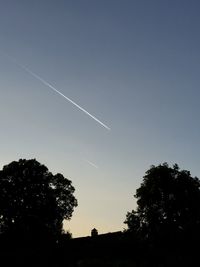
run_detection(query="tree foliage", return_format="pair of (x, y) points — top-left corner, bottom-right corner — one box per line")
(0, 159), (77, 238)
(125, 163), (200, 244)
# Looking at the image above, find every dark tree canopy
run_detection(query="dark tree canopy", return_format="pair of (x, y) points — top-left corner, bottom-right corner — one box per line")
(125, 163), (200, 244)
(0, 159), (77, 238)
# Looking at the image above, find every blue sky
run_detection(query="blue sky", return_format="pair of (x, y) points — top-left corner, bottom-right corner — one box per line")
(0, 0), (200, 237)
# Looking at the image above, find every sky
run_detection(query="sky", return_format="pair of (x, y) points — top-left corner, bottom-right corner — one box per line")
(0, 0), (200, 237)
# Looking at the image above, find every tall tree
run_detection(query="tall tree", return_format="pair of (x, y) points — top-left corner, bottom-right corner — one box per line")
(125, 163), (200, 243)
(0, 159), (77, 239)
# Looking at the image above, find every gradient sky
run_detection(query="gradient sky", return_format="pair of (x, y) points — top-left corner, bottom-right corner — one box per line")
(0, 0), (200, 237)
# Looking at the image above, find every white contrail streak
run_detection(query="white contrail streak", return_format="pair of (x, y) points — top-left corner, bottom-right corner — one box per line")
(21, 65), (111, 131)
(84, 159), (99, 169)
(1, 51), (111, 130)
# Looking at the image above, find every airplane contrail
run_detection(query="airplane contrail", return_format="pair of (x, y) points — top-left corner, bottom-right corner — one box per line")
(21, 65), (111, 131)
(84, 159), (99, 169)
(1, 52), (111, 130)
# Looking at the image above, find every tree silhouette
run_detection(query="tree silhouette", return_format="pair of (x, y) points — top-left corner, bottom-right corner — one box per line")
(0, 159), (77, 240)
(125, 163), (200, 265)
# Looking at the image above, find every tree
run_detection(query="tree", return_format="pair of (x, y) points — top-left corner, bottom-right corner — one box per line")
(124, 163), (200, 265)
(0, 159), (78, 240)
(125, 163), (200, 246)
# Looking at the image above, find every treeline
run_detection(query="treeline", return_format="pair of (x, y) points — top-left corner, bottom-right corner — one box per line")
(0, 159), (200, 266)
